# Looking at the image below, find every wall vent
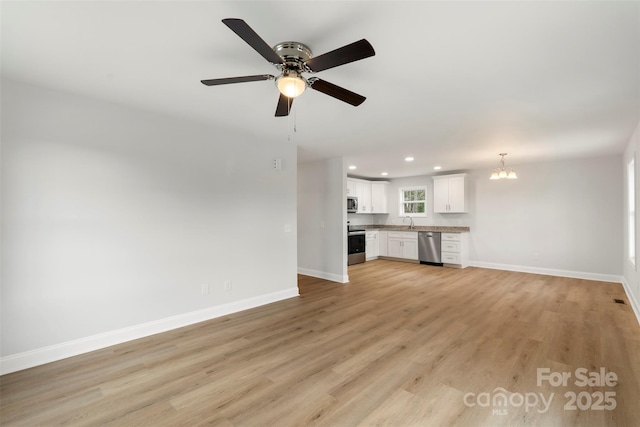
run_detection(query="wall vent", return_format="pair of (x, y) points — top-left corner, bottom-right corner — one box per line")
(614, 299), (626, 305)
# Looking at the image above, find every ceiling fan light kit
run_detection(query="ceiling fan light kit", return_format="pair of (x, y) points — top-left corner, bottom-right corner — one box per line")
(276, 71), (306, 98)
(490, 153), (518, 180)
(201, 18), (375, 116)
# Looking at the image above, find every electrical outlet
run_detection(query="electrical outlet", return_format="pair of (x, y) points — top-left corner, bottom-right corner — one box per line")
(224, 280), (232, 292)
(201, 284), (210, 295)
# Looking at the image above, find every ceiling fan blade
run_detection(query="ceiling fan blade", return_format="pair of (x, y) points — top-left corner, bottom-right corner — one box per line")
(222, 18), (284, 65)
(304, 39), (375, 73)
(201, 74), (274, 86)
(308, 78), (366, 106)
(275, 93), (293, 117)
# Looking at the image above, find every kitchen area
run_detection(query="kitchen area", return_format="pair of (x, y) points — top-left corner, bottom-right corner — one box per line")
(347, 174), (470, 269)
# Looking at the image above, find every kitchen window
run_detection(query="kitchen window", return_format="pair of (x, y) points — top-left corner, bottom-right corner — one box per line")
(400, 187), (426, 217)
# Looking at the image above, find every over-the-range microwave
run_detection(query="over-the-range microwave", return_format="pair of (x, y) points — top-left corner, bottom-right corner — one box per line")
(347, 196), (358, 213)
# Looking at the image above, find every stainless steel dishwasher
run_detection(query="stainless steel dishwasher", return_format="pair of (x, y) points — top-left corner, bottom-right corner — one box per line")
(418, 231), (443, 266)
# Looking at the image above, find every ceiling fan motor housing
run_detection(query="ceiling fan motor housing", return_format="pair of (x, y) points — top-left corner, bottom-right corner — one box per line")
(273, 41), (313, 73)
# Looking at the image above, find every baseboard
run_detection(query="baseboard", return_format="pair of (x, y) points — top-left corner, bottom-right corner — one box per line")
(0, 287), (299, 376)
(621, 277), (640, 326)
(378, 256), (419, 264)
(297, 267), (349, 283)
(467, 260), (623, 284)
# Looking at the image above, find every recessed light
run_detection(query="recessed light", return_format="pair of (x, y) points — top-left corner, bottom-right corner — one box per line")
(348, 165), (357, 170)
(381, 172), (388, 176)
(405, 157), (414, 162)
(434, 165), (442, 170)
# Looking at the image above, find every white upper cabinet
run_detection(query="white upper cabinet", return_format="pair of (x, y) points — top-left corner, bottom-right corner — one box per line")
(347, 178), (389, 214)
(371, 182), (389, 214)
(433, 173), (468, 213)
(346, 180), (356, 196)
(356, 180), (371, 213)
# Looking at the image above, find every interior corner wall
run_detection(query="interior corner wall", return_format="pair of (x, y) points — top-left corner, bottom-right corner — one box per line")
(623, 119), (640, 322)
(297, 157), (348, 283)
(0, 79), (298, 369)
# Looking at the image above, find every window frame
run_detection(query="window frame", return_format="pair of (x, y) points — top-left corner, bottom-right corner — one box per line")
(399, 186), (427, 218)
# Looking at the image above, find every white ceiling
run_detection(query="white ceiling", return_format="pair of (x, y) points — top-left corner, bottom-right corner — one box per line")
(2, 1), (639, 178)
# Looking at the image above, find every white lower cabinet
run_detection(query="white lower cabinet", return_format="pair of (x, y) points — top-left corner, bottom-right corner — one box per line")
(386, 231), (418, 260)
(378, 231), (388, 256)
(366, 231), (379, 260)
(441, 232), (469, 268)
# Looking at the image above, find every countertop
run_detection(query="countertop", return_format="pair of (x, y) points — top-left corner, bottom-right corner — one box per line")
(362, 225), (470, 233)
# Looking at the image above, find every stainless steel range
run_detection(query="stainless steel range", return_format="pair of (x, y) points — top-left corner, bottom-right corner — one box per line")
(347, 224), (366, 265)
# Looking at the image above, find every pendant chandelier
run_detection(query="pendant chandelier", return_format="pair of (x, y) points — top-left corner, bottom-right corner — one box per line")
(490, 153), (518, 180)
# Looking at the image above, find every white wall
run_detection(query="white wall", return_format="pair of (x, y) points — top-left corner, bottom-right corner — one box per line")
(297, 158), (348, 282)
(1, 79), (298, 371)
(623, 120), (640, 322)
(470, 156), (622, 277)
(379, 156), (623, 279)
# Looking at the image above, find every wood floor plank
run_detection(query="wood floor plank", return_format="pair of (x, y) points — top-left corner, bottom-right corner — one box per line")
(2, 260), (639, 426)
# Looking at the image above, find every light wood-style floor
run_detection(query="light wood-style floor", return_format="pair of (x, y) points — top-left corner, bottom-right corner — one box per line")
(1, 260), (639, 426)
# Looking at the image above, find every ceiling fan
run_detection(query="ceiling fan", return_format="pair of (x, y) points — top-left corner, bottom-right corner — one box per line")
(201, 18), (375, 117)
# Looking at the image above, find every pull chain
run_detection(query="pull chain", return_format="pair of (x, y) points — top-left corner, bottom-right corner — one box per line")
(287, 100), (291, 141)
(293, 104), (297, 133)
(286, 97), (297, 141)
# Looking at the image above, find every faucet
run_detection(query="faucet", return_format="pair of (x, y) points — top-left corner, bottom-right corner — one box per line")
(404, 216), (414, 229)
